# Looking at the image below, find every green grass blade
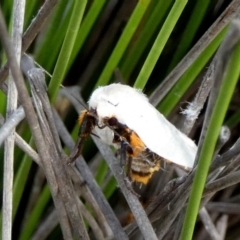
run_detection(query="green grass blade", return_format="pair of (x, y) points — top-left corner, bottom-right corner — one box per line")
(180, 41), (240, 240)
(67, 0), (108, 71)
(48, 0), (87, 102)
(159, 27), (227, 116)
(167, 0), (210, 71)
(103, 177), (117, 199)
(134, 0), (188, 89)
(95, 0), (151, 87)
(12, 155), (33, 220)
(35, 1), (73, 72)
(24, 1), (40, 30)
(95, 160), (108, 184)
(19, 184), (51, 240)
(0, 92), (6, 115)
(120, 0), (173, 80)
(1, 0), (13, 22)
(225, 109), (240, 128)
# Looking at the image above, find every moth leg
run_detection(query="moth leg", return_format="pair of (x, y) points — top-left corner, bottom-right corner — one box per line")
(126, 156), (133, 182)
(68, 135), (86, 164)
(124, 142), (134, 182)
(124, 157), (140, 197)
(120, 140), (134, 183)
(120, 140), (128, 167)
(68, 111), (93, 164)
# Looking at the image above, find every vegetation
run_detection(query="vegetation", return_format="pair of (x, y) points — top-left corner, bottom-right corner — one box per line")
(1, 0), (240, 239)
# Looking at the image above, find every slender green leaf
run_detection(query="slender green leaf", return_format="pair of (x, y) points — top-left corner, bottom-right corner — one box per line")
(120, 0), (173, 80)
(134, 0), (188, 89)
(35, 1), (74, 72)
(48, 0), (87, 102)
(67, 0), (108, 71)
(167, 0), (210, 71)
(159, 28), (227, 116)
(19, 184), (51, 240)
(95, 160), (108, 184)
(95, 0), (151, 87)
(13, 155), (33, 220)
(180, 41), (240, 240)
(225, 109), (240, 128)
(103, 177), (117, 199)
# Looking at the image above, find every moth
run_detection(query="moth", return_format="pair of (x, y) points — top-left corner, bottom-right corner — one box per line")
(69, 83), (197, 184)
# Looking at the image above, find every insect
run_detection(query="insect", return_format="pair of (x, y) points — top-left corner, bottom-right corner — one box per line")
(69, 83), (197, 184)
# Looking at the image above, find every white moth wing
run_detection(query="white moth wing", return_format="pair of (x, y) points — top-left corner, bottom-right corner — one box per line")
(118, 102), (196, 168)
(89, 83), (197, 169)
